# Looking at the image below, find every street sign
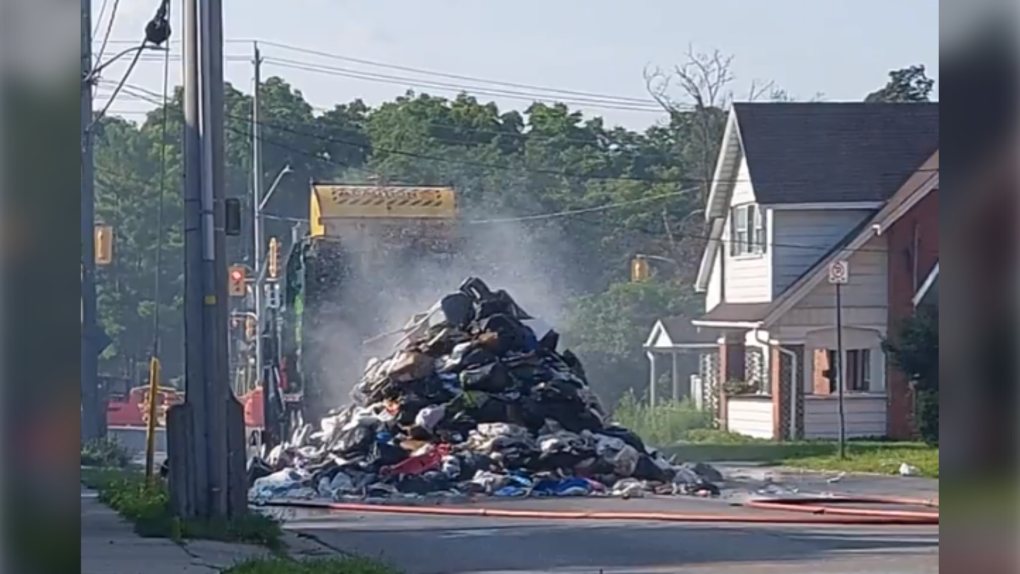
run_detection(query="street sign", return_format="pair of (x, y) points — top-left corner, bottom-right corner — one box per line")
(828, 261), (850, 285)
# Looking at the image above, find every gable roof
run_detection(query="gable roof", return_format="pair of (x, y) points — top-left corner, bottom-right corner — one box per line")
(760, 153), (940, 326)
(733, 102), (940, 205)
(697, 103), (940, 293)
(644, 317), (719, 349)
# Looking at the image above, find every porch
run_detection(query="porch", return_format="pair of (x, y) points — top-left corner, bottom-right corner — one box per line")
(642, 318), (719, 410)
(692, 305), (889, 441)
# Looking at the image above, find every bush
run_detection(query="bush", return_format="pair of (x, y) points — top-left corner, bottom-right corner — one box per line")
(612, 391), (714, 447)
(81, 437), (133, 468)
(915, 388), (939, 447)
(224, 556), (402, 574)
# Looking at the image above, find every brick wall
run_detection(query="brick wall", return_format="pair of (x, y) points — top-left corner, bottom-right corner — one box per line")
(885, 189), (939, 439)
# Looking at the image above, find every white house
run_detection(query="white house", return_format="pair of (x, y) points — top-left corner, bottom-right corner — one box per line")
(677, 102), (939, 440)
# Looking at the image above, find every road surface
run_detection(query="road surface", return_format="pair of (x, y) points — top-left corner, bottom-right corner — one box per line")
(279, 494), (938, 574)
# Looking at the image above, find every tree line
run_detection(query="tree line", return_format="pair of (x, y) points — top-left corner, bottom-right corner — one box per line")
(92, 51), (934, 405)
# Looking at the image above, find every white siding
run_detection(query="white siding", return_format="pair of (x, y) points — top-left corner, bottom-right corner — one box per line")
(721, 158), (771, 303)
(727, 397), (775, 439)
(803, 395), (888, 439)
(706, 253), (722, 312)
(773, 235), (889, 337)
(771, 209), (873, 296)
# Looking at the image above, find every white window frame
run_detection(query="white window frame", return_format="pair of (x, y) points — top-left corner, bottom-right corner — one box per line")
(730, 204), (766, 257)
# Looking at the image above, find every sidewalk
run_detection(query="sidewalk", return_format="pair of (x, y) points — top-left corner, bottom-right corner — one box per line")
(81, 487), (334, 574)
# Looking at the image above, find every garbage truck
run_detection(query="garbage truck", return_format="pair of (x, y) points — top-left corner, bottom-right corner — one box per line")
(247, 182), (460, 447)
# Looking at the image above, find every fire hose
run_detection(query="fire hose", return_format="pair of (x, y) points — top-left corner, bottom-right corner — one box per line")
(260, 494), (939, 526)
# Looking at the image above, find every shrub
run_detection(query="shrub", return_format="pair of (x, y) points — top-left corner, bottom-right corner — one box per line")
(612, 391), (714, 447)
(81, 437), (133, 468)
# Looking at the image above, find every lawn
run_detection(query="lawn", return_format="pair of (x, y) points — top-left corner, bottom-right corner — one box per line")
(663, 430), (940, 478)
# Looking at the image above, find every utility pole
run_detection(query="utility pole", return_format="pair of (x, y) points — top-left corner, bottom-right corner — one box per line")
(180, 0), (241, 519)
(81, 0), (102, 443)
(181, 0), (211, 516)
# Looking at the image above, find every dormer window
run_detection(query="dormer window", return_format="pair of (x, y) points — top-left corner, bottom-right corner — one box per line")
(730, 204), (766, 256)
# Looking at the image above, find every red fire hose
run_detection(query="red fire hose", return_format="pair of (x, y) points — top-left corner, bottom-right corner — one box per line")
(261, 494), (939, 526)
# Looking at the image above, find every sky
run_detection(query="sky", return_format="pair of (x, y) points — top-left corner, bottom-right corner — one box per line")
(94, 0), (940, 131)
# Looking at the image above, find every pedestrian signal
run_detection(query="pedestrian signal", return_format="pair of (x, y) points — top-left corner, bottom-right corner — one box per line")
(228, 266), (247, 297)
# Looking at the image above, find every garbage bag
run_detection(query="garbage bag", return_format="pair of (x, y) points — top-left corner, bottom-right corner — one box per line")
(460, 362), (512, 393)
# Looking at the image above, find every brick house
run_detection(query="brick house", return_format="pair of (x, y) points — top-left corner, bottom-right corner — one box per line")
(873, 151), (939, 439)
(680, 102), (939, 440)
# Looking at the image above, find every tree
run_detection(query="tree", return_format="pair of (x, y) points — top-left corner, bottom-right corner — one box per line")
(565, 280), (700, 405)
(865, 65), (936, 103)
(883, 305), (939, 445)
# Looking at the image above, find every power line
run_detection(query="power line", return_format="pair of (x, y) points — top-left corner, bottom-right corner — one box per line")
(96, 37), (666, 110)
(257, 40), (663, 107)
(93, 0), (122, 67)
(261, 57), (665, 113)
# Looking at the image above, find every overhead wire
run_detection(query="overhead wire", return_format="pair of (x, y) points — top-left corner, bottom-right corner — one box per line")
(89, 0), (172, 129)
(107, 83), (926, 255)
(261, 57), (665, 113)
(256, 40), (665, 107)
(93, 0), (122, 68)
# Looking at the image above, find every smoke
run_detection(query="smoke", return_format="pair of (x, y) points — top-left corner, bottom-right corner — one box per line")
(304, 207), (580, 409)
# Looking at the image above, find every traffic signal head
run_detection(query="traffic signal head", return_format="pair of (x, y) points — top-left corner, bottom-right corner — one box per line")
(268, 237), (281, 279)
(245, 316), (257, 340)
(95, 225), (114, 266)
(228, 265), (247, 297)
(631, 255), (650, 282)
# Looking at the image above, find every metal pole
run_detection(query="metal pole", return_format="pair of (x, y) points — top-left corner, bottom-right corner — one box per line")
(252, 42), (265, 397)
(836, 282), (847, 459)
(81, 0), (103, 443)
(182, 0), (210, 516)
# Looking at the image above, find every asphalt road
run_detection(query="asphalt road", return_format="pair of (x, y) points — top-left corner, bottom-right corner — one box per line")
(278, 489), (939, 574)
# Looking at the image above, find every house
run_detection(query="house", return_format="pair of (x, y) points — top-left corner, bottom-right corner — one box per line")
(873, 151), (939, 439)
(683, 102), (939, 440)
(643, 318), (719, 409)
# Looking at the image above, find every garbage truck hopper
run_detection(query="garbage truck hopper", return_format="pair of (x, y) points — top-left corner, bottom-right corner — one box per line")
(269, 183), (460, 435)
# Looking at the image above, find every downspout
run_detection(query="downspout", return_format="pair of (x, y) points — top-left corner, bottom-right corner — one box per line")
(753, 329), (799, 440)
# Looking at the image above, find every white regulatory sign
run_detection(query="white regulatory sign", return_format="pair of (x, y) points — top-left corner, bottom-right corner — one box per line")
(828, 261), (850, 284)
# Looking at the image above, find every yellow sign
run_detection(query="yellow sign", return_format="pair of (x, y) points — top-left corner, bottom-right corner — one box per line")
(312, 184), (457, 225)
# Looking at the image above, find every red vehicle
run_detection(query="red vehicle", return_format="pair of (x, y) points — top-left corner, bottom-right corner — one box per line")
(106, 380), (184, 429)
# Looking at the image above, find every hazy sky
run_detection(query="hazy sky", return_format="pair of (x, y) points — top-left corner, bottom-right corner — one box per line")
(95, 0), (939, 130)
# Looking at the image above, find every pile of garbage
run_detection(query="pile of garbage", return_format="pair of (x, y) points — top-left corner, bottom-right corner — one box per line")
(248, 278), (722, 503)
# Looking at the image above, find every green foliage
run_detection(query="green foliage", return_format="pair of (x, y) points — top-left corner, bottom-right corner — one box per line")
(612, 391), (714, 447)
(81, 437), (133, 468)
(883, 305), (939, 445)
(865, 64), (936, 103)
(224, 556), (403, 574)
(82, 470), (283, 547)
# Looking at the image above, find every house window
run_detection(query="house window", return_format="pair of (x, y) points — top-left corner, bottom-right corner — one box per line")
(826, 349), (873, 393)
(730, 204), (766, 256)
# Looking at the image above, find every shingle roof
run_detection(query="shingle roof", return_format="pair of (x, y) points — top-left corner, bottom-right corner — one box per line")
(733, 102), (940, 205)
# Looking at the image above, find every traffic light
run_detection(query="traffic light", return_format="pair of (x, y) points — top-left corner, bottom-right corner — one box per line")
(631, 255), (650, 282)
(228, 265), (247, 297)
(245, 316), (257, 340)
(95, 225), (114, 266)
(267, 237), (281, 279)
